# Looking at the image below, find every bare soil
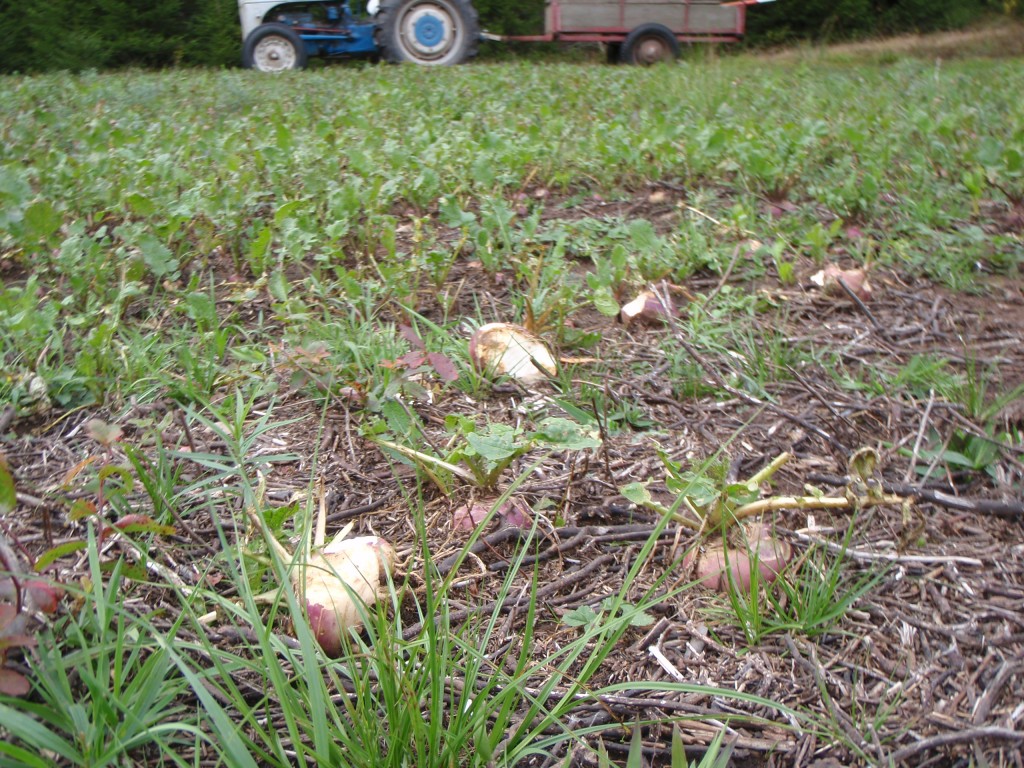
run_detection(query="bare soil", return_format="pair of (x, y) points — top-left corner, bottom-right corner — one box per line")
(3, 185), (1023, 766)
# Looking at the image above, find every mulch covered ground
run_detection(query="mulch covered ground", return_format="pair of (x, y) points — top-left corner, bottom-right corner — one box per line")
(3, 185), (1023, 766)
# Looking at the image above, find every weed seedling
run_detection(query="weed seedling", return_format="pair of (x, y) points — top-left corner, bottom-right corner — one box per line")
(372, 415), (600, 493)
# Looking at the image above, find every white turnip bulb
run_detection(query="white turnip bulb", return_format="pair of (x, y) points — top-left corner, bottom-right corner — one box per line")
(469, 323), (557, 384)
(248, 499), (395, 657)
(302, 536), (395, 657)
(619, 290), (675, 325)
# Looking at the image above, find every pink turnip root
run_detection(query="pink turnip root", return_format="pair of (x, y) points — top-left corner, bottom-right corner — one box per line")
(686, 523), (793, 594)
(469, 323), (557, 384)
(248, 492), (395, 657)
(810, 264), (873, 302)
(452, 497), (532, 531)
(452, 501), (490, 531)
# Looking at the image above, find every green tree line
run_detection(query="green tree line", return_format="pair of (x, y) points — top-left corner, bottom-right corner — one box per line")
(0, 0), (241, 72)
(0, 0), (1016, 73)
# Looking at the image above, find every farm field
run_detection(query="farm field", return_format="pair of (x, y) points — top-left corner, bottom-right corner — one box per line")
(1, 47), (1023, 766)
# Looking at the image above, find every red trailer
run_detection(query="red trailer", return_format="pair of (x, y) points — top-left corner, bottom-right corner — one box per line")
(498, 0), (775, 64)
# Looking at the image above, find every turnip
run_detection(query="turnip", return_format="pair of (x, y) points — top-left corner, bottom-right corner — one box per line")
(469, 323), (557, 384)
(687, 522), (792, 594)
(451, 497), (532, 531)
(810, 264), (873, 302)
(619, 290), (676, 326)
(248, 492), (395, 657)
(301, 536), (395, 657)
(452, 500), (490, 531)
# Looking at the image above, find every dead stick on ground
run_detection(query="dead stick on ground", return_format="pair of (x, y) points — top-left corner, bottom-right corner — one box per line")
(836, 276), (883, 332)
(905, 388), (936, 483)
(700, 244), (742, 311)
(972, 658), (1023, 725)
(887, 727), (1024, 765)
(784, 635), (873, 760)
(807, 472), (1024, 520)
(786, 364), (860, 434)
(780, 528), (984, 567)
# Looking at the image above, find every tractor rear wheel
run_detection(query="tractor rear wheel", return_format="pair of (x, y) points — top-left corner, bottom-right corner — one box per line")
(619, 24), (680, 65)
(243, 23), (308, 72)
(376, 0), (479, 66)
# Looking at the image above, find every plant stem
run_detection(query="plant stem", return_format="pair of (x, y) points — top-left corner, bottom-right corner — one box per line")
(747, 452), (793, 486)
(314, 479), (326, 549)
(244, 474), (292, 565)
(373, 438), (479, 486)
(730, 493), (906, 519)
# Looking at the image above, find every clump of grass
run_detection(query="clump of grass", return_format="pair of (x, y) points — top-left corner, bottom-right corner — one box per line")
(0, 535), (202, 765)
(708, 518), (886, 646)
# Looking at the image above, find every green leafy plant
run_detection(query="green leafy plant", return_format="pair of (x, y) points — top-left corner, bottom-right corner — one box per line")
(561, 596), (655, 630)
(622, 450), (906, 533)
(373, 415), (601, 493)
(902, 427), (1021, 487)
(1, 54), (1021, 768)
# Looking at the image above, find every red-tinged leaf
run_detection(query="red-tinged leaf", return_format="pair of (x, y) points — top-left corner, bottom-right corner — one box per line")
(69, 498), (97, 520)
(107, 514), (176, 537)
(34, 540), (89, 572)
(0, 669), (31, 697)
(399, 324), (425, 350)
(85, 419), (123, 447)
(427, 352), (459, 383)
(294, 341), (330, 365)
(398, 351), (429, 369)
(0, 461), (15, 515)
(24, 580), (62, 614)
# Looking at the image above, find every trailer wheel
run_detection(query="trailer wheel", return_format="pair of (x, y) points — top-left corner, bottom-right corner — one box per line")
(376, 0), (479, 66)
(243, 23), (308, 72)
(620, 24), (680, 65)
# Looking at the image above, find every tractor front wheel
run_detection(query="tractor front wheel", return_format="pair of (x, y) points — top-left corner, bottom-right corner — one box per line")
(376, 0), (479, 66)
(243, 23), (308, 72)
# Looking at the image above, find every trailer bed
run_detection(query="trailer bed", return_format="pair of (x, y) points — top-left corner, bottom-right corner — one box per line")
(555, 0), (740, 37)
(503, 0), (772, 48)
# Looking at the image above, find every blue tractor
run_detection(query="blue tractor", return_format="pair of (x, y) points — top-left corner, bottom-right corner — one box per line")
(239, 0), (480, 70)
